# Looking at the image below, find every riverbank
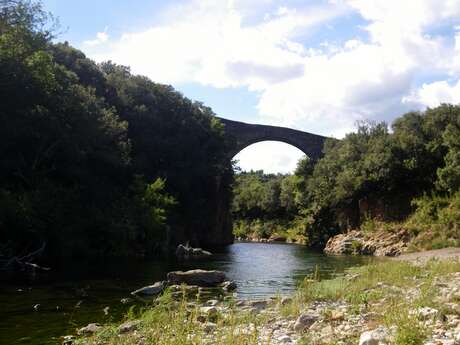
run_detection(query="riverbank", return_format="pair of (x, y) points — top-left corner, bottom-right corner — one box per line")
(393, 247), (460, 263)
(70, 257), (460, 345)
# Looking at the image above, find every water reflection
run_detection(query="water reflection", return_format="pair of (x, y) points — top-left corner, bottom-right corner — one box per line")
(214, 242), (372, 298)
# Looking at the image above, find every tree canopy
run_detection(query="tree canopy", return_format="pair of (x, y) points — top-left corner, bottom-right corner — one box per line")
(0, 0), (233, 261)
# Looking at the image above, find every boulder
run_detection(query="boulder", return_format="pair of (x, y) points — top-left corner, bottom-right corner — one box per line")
(175, 244), (188, 258)
(167, 269), (226, 287)
(77, 323), (101, 336)
(118, 320), (141, 334)
(277, 335), (293, 343)
(220, 280), (237, 292)
(293, 313), (318, 332)
(131, 281), (166, 296)
(455, 329), (460, 342)
(359, 327), (389, 345)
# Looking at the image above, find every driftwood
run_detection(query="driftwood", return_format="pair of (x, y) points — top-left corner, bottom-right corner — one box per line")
(0, 242), (50, 273)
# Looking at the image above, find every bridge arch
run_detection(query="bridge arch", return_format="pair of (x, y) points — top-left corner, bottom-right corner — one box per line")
(218, 117), (327, 160)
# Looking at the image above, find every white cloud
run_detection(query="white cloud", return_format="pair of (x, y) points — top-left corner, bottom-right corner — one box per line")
(403, 79), (460, 108)
(86, 1), (346, 91)
(83, 30), (109, 47)
(80, 0), (460, 171)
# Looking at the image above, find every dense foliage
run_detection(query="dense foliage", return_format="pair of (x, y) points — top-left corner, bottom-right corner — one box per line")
(233, 106), (460, 249)
(295, 106), (460, 247)
(0, 1), (233, 261)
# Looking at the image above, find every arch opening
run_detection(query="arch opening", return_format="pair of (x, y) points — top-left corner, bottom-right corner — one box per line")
(233, 140), (307, 174)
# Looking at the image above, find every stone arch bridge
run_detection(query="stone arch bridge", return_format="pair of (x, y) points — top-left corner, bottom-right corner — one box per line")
(191, 117), (329, 249)
(217, 117), (328, 160)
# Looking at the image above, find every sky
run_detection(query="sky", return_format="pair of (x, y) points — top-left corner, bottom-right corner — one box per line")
(43, 0), (460, 173)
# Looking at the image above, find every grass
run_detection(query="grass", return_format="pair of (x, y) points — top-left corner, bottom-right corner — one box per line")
(74, 287), (272, 345)
(74, 259), (460, 345)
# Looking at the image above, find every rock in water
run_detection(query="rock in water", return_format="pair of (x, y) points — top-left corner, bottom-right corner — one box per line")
(175, 244), (212, 259)
(220, 280), (237, 292)
(131, 281), (166, 296)
(192, 248), (212, 256)
(175, 244), (190, 259)
(167, 269), (226, 287)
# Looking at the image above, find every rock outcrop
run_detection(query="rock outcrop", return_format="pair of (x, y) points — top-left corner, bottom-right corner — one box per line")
(324, 229), (410, 256)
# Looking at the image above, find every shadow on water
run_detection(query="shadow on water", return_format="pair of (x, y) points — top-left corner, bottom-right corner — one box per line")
(0, 242), (375, 344)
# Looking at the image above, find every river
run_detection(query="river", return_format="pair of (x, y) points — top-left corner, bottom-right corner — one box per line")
(0, 242), (373, 344)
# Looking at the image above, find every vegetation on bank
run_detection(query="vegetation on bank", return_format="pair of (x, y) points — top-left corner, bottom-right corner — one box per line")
(0, 0), (233, 262)
(231, 171), (306, 243)
(233, 108), (460, 250)
(74, 259), (460, 345)
(357, 191), (460, 251)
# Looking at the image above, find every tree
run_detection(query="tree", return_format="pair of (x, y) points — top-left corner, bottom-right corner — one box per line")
(437, 121), (460, 193)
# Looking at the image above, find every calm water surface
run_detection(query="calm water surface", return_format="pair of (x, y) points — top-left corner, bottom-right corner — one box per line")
(0, 242), (373, 344)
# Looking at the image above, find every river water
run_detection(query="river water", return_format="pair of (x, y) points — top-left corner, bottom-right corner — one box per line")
(0, 242), (372, 344)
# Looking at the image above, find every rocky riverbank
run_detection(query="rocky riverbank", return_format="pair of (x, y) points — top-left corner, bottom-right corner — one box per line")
(68, 257), (460, 345)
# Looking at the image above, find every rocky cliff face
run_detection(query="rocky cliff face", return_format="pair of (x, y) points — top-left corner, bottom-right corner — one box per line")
(168, 176), (234, 250)
(324, 229), (411, 256)
(200, 175), (234, 247)
(196, 176), (234, 247)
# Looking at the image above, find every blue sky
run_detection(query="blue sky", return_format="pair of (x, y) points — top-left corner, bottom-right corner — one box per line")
(43, 0), (460, 173)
